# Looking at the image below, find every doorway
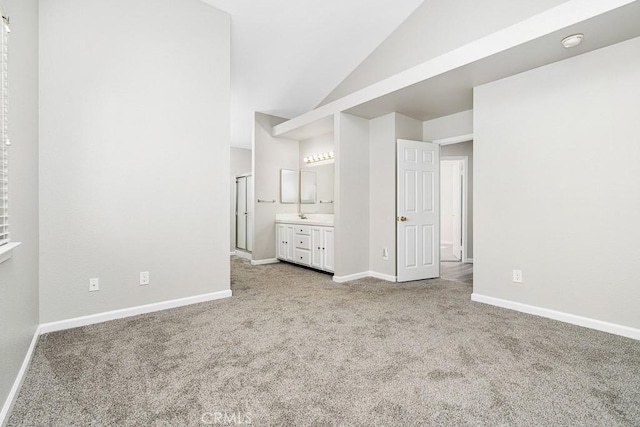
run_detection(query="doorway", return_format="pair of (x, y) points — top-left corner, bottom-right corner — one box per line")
(439, 139), (473, 286)
(440, 157), (467, 262)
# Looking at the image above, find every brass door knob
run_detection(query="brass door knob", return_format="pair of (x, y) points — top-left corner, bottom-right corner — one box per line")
(397, 216), (407, 222)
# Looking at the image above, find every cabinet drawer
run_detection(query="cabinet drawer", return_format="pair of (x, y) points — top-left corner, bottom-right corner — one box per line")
(295, 225), (310, 235)
(295, 249), (311, 266)
(296, 235), (311, 250)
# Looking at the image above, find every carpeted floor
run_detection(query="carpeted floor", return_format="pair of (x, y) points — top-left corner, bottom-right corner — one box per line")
(8, 257), (640, 426)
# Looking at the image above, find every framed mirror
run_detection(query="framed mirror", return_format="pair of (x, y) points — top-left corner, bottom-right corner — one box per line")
(300, 171), (316, 204)
(280, 169), (299, 203)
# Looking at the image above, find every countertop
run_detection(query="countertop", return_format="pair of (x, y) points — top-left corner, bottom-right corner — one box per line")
(275, 214), (334, 227)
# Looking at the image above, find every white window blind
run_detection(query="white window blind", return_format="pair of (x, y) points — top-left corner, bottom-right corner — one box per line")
(0, 15), (9, 247)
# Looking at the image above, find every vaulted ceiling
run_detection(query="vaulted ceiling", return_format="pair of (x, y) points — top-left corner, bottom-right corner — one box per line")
(202, 0), (424, 148)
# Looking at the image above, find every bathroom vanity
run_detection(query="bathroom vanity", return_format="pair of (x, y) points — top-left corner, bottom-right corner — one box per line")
(275, 214), (334, 273)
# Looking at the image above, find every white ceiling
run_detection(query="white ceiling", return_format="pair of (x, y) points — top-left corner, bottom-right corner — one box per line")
(272, 0), (640, 139)
(202, 0), (424, 148)
(346, 0), (640, 121)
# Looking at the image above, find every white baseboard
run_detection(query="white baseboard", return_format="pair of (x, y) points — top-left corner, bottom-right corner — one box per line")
(333, 272), (370, 283)
(465, 257), (473, 263)
(229, 251), (236, 256)
(39, 290), (232, 335)
(334, 271), (399, 283)
(234, 250), (252, 261)
(441, 240), (453, 246)
(471, 293), (640, 341)
(251, 258), (279, 266)
(369, 271), (397, 282)
(1, 325), (40, 427)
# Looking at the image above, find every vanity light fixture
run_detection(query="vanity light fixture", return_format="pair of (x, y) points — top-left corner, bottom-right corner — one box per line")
(304, 151), (335, 164)
(561, 33), (583, 49)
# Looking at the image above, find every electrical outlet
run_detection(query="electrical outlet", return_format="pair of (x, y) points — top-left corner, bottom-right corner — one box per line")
(382, 247), (389, 260)
(140, 271), (150, 286)
(89, 278), (99, 292)
(513, 269), (523, 283)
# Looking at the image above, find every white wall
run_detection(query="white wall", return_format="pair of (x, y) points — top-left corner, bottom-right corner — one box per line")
(252, 113), (299, 261)
(474, 36), (640, 329)
(39, 0), (231, 323)
(334, 113), (370, 277)
(299, 133), (334, 214)
(320, 0), (569, 105)
(368, 114), (396, 277)
(230, 147), (251, 252)
(423, 110), (473, 141)
(0, 0), (39, 415)
(367, 113), (422, 278)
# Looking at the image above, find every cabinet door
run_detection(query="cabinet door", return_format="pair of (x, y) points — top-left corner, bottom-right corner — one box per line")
(277, 224), (287, 260)
(322, 227), (334, 272)
(311, 227), (323, 269)
(286, 225), (295, 261)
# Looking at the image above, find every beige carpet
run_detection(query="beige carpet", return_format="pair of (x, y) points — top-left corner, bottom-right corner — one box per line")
(8, 257), (640, 426)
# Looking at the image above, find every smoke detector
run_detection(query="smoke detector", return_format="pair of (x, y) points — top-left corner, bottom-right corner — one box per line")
(561, 34), (584, 48)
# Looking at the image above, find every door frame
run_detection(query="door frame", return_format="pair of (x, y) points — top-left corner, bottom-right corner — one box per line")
(440, 156), (469, 263)
(235, 172), (252, 255)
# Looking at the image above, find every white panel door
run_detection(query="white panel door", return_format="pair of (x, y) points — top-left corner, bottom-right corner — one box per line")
(322, 227), (334, 272)
(452, 161), (462, 260)
(397, 139), (440, 282)
(236, 177), (247, 250)
(311, 226), (323, 269)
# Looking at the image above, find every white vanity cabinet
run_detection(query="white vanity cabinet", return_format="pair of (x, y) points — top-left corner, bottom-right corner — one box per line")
(277, 224), (295, 261)
(276, 221), (334, 273)
(311, 226), (334, 272)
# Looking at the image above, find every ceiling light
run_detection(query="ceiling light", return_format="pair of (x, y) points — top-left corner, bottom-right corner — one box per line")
(561, 34), (583, 49)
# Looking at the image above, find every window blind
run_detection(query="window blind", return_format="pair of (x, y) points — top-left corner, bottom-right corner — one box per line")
(0, 16), (9, 247)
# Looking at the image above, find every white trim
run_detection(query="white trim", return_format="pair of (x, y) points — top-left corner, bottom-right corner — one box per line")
(0, 242), (21, 265)
(334, 271), (399, 283)
(229, 251), (236, 256)
(332, 272), (370, 283)
(440, 240), (453, 246)
(465, 258), (473, 263)
(250, 258), (279, 266)
(434, 134), (474, 146)
(471, 293), (640, 341)
(369, 271), (397, 282)
(39, 290), (232, 334)
(0, 325), (40, 427)
(234, 250), (252, 261)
